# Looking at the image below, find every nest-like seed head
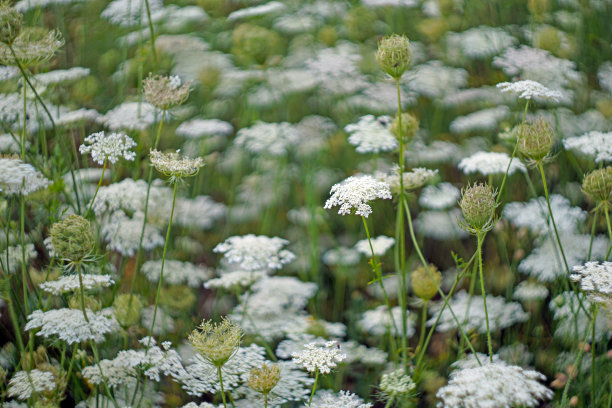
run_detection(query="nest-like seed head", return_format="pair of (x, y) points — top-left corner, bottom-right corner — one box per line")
(376, 34), (412, 80)
(188, 317), (243, 367)
(248, 363), (281, 395)
(49, 214), (95, 262)
(518, 117), (554, 162)
(390, 112), (419, 142)
(582, 166), (612, 204)
(459, 183), (497, 231)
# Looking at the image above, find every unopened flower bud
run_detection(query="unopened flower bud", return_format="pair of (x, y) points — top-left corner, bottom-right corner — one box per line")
(0, 2), (22, 45)
(518, 117), (554, 162)
(189, 318), (243, 367)
(248, 363), (281, 395)
(390, 112), (419, 141)
(113, 294), (143, 327)
(582, 167), (611, 204)
(49, 215), (94, 262)
(459, 183), (497, 232)
(411, 264), (441, 301)
(376, 34), (412, 80)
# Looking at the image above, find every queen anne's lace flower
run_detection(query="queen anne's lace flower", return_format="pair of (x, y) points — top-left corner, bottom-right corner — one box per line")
(8, 369), (56, 400)
(345, 115), (397, 154)
(310, 390), (372, 408)
(436, 361), (553, 408)
(513, 281), (549, 303)
(291, 341), (346, 374)
(359, 305), (415, 337)
(458, 151), (526, 176)
(497, 80), (563, 102)
(234, 121), (300, 156)
(354, 235), (394, 256)
(570, 261), (612, 312)
(150, 149), (204, 181)
(101, 211), (164, 257)
(142, 259), (212, 287)
(324, 175), (392, 218)
(419, 182), (460, 210)
(379, 368), (416, 398)
(0, 156), (50, 196)
(39, 274), (114, 295)
(563, 131), (612, 163)
(214, 234), (295, 272)
(79, 131), (137, 165)
(25, 307), (119, 344)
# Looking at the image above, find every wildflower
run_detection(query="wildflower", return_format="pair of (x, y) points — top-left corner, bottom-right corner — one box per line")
(0, 27), (63, 67)
(518, 117), (555, 162)
(449, 106), (510, 134)
(204, 270), (264, 291)
(513, 281), (549, 303)
(345, 115), (398, 154)
(49, 215), (95, 263)
(97, 101), (160, 131)
(291, 341), (346, 374)
(142, 259), (212, 287)
(1, 243), (36, 273)
(563, 130), (611, 163)
(497, 79), (563, 102)
(570, 262), (612, 313)
(101, 211), (164, 257)
(582, 167), (611, 205)
(376, 34), (412, 79)
(143, 74), (191, 110)
(458, 183), (498, 233)
(234, 121), (300, 156)
(39, 274), (114, 295)
(150, 149), (204, 183)
(176, 118), (234, 139)
(379, 368), (416, 399)
(0, 1), (23, 45)
(213, 234), (295, 272)
(189, 318), (243, 368)
(0, 154), (50, 196)
(446, 26), (516, 60)
(549, 291), (610, 342)
(79, 131), (137, 165)
(411, 264), (441, 301)
(436, 361), (553, 407)
(310, 390), (372, 408)
(325, 174), (391, 218)
(408, 61), (468, 98)
(354, 235), (395, 256)
(458, 151), (526, 176)
(248, 363), (281, 396)
(8, 369), (55, 401)
(419, 182), (460, 210)
(415, 209), (469, 241)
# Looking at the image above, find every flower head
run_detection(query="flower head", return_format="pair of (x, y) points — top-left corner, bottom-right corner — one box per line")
(458, 183), (498, 233)
(0, 1), (23, 45)
(79, 131), (137, 165)
(0, 154), (50, 196)
(49, 214), (95, 263)
(379, 368), (416, 399)
(8, 369), (56, 401)
(518, 117), (555, 162)
(324, 174), (391, 218)
(376, 34), (412, 79)
(497, 80), (562, 102)
(291, 340), (346, 374)
(248, 363), (281, 396)
(150, 149), (204, 182)
(570, 262), (612, 313)
(582, 166), (611, 205)
(0, 27), (63, 67)
(188, 318), (243, 367)
(143, 73), (190, 109)
(213, 234), (295, 272)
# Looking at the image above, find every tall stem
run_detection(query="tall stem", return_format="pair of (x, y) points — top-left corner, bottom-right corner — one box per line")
(604, 205), (611, 261)
(142, 0), (158, 70)
(477, 233), (493, 361)
(308, 370), (319, 407)
(218, 366), (227, 408)
(78, 265), (89, 322)
(86, 157), (107, 217)
(497, 100), (529, 204)
(587, 208), (600, 261)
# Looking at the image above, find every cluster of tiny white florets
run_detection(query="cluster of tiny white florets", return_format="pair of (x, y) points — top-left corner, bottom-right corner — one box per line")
(79, 131), (137, 165)
(345, 114), (397, 154)
(310, 390), (372, 408)
(570, 261), (612, 312)
(324, 174), (392, 218)
(419, 182), (461, 210)
(458, 151), (526, 176)
(563, 131), (612, 163)
(213, 234), (295, 272)
(377, 166), (439, 191)
(436, 361), (553, 408)
(354, 235), (395, 256)
(39, 274), (114, 295)
(8, 369), (56, 400)
(142, 259), (212, 287)
(291, 341), (346, 374)
(0, 155), (50, 196)
(379, 368), (416, 398)
(496, 79), (563, 102)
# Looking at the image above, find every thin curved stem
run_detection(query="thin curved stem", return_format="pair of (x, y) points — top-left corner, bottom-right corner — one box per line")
(86, 157), (107, 217)
(604, 205), (611, 261)
(477, 233), (493, 361)
(308, 370), (319, 407)
(587, 208), (600, 261)
(218, 365), (228, 408)
(497, 100), (529, 204)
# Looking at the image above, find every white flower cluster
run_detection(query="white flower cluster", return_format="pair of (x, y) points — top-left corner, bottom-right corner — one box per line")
(458, 151), (526, 176)
(79, 131), (137, 165)
(101, 212), (164, 257)
(419, 182), (460, 210)
(379, 368), (416, 397)
(97, 101), (161, 131)
(173, 195), (226, 230)
(428, 290), (528, 333)
(513, 281), (549, 303)
(570, 261), (612, 312)
(291, 341), (346, 374)
(1, 243), (36, 274)
(415, 208), (468, 241)
(359, 305), (415, 337)
(39, 274), (114, 295)
(563, 131), (612, 163)
(446, 26), (516, 60)
(345, 115), (398, 154)
(354, 235), (395, 256)
(150, 149), (204, 180)
(310, 390), (372, 408)
(8, 369), (56, 401)
(436, 361), (553, 408)
(101, 0), (163, 27)
(380, 166), (439, 191)
(204, 270), (264, 291)
(34, 67), (90, 85)
(214, 234), (295, 272)
(90, 178), (167, 217)
(450, 106), (510, 134)
(503, 195), (586, 236)
(0, 157), (51, 196)
(549, 291), (610, 342)
(322, 246), (361, 266)
(25, 307), (119, 344)
(234, 121), (300, 156)
(497, 80), (563, 102)
(234, 276), (318, 316)
(408, 61), (468, 99)
(324, 174), (392, 217)
(176, 118), (234, 139)
(142, 259), (212, 287)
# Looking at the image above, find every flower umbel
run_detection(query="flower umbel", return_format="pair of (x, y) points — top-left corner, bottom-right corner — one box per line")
(582, 166), (611, 207)
(0, 1), (23, 45)
(291, 341), (346, 374)
(376, 34), (412, 80)
(188, 318), (243, 367)
(79, 131), (137, 165)
(324, 174), (391, 218)
(49, 214), (95, 264)
(458, 183), (498, 234)
(518, 117), (555, 163)
(150, 149), (204, 183)
(248, 363), (281, 396)
(143, 73), (191, 109)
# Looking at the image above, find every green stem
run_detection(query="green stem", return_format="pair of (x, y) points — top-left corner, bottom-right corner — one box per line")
(78, 266), (89, 321)
(21, 73), (26, 159)
(592, 304), (597, 406)
(308, 370), (319, 407)
(477, 233), (493, 362)
(604, 205), (611, 261)
(86, 157), (107, 217)
(416, 301), (428, 355)
(497, 100), (529, 205)
(142, 0), (158, 70)
(218, 366), (227, 408)
(587, 207), (599, 261)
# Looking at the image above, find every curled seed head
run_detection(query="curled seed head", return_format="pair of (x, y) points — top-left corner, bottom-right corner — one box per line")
(582, 167), (612, 204)
(248, 363), (281, 395)
(376, 34), (412, 80)
(49, 214), (95, 262)
(518, 117), (555, 162)
(411, 264), (441, 301)
(459, 183), (497, 231)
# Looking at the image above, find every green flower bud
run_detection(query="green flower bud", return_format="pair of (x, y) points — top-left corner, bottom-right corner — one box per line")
(376, 34), (412, 80)
(189, 318), (243, 368)
(49, 215), (94, 262)
(248, 363), (281, 396)
(0, 2), (23, 45)
(113, 294), (143, 327)
(518, 117), (554, 162)
(459, 183), (497, 232)
(582, 167), (612, 204)
(411, 264), (441, 301)
(390, 112), (419, 141)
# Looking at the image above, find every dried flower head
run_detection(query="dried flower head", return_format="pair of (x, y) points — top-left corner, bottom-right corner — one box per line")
(248, 363), (281, 396)
(0, 27), (63, 67)
(411, 264), (441, 301)
(49, 215), (95, 263)
(376, 34), (412, 80)
(79, 131), (137, 165)
(143, 74), (190, 109)
(518, 117), (555, 162)
(324, 174), (392, 218)
(459, 183), (498, 233)
(582, 167), (611, 205)
(390, 112), (419, 141)
(0, 1), (23, 45)
(189, 318), (243, 367)
(150, 149), (204, 183)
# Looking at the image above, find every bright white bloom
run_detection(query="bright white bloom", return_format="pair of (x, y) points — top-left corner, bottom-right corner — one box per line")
(322, 246), (361, 266)
(25, 308), (119, 344)
(101, 0), (163, 27)
(79, 131), (137, 165)
(1, 244), (36, 274)
(419, 182), (460, 210)
(503, 195), (586, 235)
(310, 390), (372, 408)
(101, 212), (164, 257)
(570, 262), (612, 312)
(227, 1), (285, 21)
(497, 80), (563, 102)
(291, 341), (346, 374)
(359, 305), (415, 337)
(176, 118), (233, 139)
(408, 61), (468, 98)
(304, 44), (367, 96)
(449, 106), (510, 134)
(405, 141), (461, 165)
(436, 361), (553, 408)
(446, 26), (516, 60)
(415, 209), (468, 241)
(380, 166), (439, 191)
(563, 131), (612, 163)
(55, 108), (100, 126)
(345, 115), (398, 154)
(204, 270), (264, 290)
(173, 195), (226, 230)
(549, 292), (610, 342)
(234, 121), (300, 156)
(324, 175), (392, 218)
(379, 368), (416, 398)
(233, 276), (317, 315)
(39, 274), (114, 295)
(458, 151), (526, 175)
(0, 157), (51, 196)
(354, 235), (395, 256)
(513, 281), (549, 303)
(142, 259), (211, 287)
(90, 178), (167, 217)
(8, 369), (56, 400)
(214, 234), (295, 272)
(428, 290), (528, 333)
(97, 101), (161, 131)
